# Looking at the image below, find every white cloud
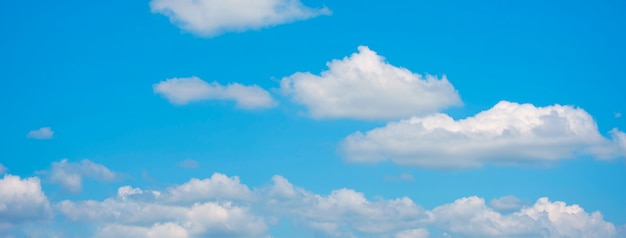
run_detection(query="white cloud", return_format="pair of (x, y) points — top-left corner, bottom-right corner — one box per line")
(164, 173), (254, 202)
(149, 0), (330, 37)
(280, 46), (462, 120)
(395, 228), (430, 238)
(0, 174), (51, 231)
(49, 173), (620, 238)
(26, 127), (53, 139)
(153, 77), (277, 109)
(343, 101), (626, 168)
(489, 195), (523, 211)
(177, 159), (199, 169)
(261, 176), (427, 237)
(47, 159), (119, 193)
(0, 164), (6, 174)
(431, 196), (617, 238)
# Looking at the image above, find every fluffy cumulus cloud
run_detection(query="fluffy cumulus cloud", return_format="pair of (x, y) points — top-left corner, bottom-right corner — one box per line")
(430, 196), (616, 238)
(46, 159), (119, 193)
(0, 172), (612, 237)
(149, 0), (330, 36)
(343, 101), (626, 168)
(0, 174), (51, 232)
(153, 76), (277, 109)
(262, 176), (427, 237)
(280, 46), (462, 120)
(26, 127), (54, 139)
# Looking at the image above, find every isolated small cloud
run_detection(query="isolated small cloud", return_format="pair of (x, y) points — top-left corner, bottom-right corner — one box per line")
(153, 76), (277, 109)
(280, 46), (461, 120)
(149, 0), (330, 37)
(47, 159), (119, 193)
(177, 159), (199, 169)
(26, 127), (53, 140)
(343, 101), (626, 168)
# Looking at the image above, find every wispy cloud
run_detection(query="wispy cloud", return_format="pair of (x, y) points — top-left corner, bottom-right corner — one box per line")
(177, 159), (199, 169)
(26, 127), (54, 140)
(154, 77), (277, 109)
(149, 0), (330, 37)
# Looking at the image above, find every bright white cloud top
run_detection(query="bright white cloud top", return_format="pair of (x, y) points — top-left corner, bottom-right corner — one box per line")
(149, 0), (330, 37)
(343, 101), (626, 168)
(281, 46), (462, 120)
(0, 174), (51, 228)
(24, 173), (615, 237)
(154, 76), (277, 109)
(46, 159), (119, 193)
(26, 127), (53, 140)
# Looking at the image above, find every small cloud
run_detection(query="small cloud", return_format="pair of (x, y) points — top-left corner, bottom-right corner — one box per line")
(46, 159), (119, 193)
(26, 127), (54, 140)
(615, 112), (622, 118)
(384, 173), (414, 182)
(153, 77), (277, 109)
(489, 195), (523, 211)
(149, 0), (330, 37)
(0, 164), (6, 174)
(177, 159), (199, 169)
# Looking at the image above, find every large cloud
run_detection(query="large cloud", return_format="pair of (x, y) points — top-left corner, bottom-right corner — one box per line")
(430, 196), (616, 238)
(280, 46), (462, 120)
(50, 173), (620, 238)
(46, 159), (119, 193)
(153, 77), (277, 109)
(149, 0), (330, 37)
(0, 174), (51, 232)
(343, 101), (626, 168)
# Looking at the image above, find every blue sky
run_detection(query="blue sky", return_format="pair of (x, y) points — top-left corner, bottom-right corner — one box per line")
(1, 0), (626, 237)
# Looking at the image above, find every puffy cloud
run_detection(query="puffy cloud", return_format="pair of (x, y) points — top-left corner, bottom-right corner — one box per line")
(26, 127), (53, 139)
(57, 175), (267, 237)
(149, 0), (330, 37)
(0, 174), (51, 231)
(11, 172), (614, 238)
(153, 77), (277, 109)
(47, 159), (119, 193)
(164, 173), (254, 202)
(280, 46), (461, 120)
(343, 101), (626, 168)
(261, 176), (427, 237)
(430, 196), (617, 238)
(177, 159), (199, 168)
(0, 164), (5, 174)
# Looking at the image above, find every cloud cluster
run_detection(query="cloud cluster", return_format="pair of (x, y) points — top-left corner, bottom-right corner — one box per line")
(153, 76), (277, 109)
(343, 101), (626, 168)
(430, 196), (616, 238)
(149, 0), (330, 37)
(47, 173), (619, 238)
(0, 174), (51, 232)
(281, 46), (462, 120)
(26, 127), (54, 140)
(46, 159), (119, 193)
